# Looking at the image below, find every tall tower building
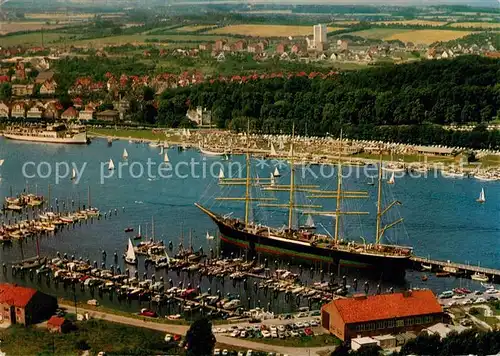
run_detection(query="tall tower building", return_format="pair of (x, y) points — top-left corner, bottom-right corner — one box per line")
(313, 24), (327, 46)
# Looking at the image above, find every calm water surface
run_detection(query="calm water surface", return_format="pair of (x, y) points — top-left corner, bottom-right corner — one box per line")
(0, 137), (499, 311)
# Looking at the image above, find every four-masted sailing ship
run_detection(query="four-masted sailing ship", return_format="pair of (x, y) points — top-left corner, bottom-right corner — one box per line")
(196, 128), (413, 279)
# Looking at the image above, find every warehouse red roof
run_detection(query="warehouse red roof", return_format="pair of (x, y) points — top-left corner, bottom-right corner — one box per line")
(331, 290), (442, 324)
(0, 283), (37, 308)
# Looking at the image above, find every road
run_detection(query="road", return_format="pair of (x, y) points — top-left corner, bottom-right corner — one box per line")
(60, 304), (336, 356)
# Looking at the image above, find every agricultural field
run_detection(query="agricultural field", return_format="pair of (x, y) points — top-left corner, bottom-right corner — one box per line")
(383, 30), (474, 45)
(375, 19), (448, 26)
(449, 22), (500, 29)
(346, 28), (473, 45)
(207, 24), (343, 37)
(344, 28), (415, 40)
(0, 32), (69, 47)
(175, 25), (217, 32)
(25, 12), (97, 20)
(0, 21), (67, 35)
(330, 20), (360, 26)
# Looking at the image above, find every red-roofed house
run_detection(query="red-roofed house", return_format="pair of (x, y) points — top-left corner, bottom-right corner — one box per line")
(47, 316), (72, 333)
(61, 107), (78, 121)
(0, 283), (57, 325)
(321, 290), (443, 341)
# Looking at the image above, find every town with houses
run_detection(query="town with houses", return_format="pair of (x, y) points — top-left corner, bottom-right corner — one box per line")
(0, 22), (498, 124)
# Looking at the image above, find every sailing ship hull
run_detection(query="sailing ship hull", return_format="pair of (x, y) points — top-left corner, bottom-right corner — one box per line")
(209, 217), (410, 280)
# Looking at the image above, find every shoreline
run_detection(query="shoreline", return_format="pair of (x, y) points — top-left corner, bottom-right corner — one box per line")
(88, 129), (500, 175)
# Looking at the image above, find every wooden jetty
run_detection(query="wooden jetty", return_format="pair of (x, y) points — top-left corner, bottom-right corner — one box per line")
(411, 256), (500, 281)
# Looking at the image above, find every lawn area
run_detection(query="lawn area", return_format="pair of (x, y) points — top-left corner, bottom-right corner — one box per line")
(479, 155), (500, 168)
(0, 32), (69, 47)
(0, 320), (181, 355)
(89, 128), (176, 142)
(207, 24), (343, 37)
(255, 334), (341, 348)
(345, 28), (473, 44)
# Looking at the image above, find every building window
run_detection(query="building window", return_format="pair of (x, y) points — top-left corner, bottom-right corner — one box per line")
(396, 319), (404, 327)
(415, 317), (422, 324)
(425, 316), (433, 323)
(377, 321), (384, 329)
(388, 320), (395, 328)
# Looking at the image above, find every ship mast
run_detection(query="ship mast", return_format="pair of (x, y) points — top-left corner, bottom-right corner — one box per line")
(333, 130), (343, 244)
(305, 131), (369, 243)
(244, 120), (251, 225)
(288, 123), (295, 230)
(375, 155), (404, 245)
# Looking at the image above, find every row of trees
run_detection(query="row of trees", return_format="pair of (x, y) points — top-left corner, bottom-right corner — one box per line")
(156, 56), (500, 148)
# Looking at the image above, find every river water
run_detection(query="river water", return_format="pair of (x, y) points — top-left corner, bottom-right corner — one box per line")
(0, 137), (499, 314)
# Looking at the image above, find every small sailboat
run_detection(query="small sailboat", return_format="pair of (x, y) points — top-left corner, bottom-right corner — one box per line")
(134, 225), (142, 240)
(223, 154), (230, 161)
(163, 152), (169, 163)
(206, 231), (214, 240)
(477, 188), (485, 203)
(123, 148), (128, 160)
(387, 172), (395, 185)
(301, 214), (316, 230)
(421, 263), (432, 271)
(273, 167), (280, 177)
(218, 168), (225, 180)
(270, 173), (276, 186)
(0, 159), (4, 166)
(71, 168), (76, 181)
(124, 238), (137, 264)
(160, 146), (164, 155)
(108, 159), (115, 170)
(270, 142), (277, 156)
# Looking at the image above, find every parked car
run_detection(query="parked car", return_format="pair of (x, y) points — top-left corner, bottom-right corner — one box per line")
(222, 350), (228, 356)
(290, 330), (299, 337)
(214, 349), (221, 356)
(240, 331), (247, 338)
(278, 325), (285, 332)
(304, 328), (314, 336)
(262, 330), (271, 338)
(140, 308), (157, 318)
(164, 334), (172, 342)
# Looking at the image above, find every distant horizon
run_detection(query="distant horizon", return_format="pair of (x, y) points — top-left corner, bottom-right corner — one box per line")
(2, 0), (500, 8)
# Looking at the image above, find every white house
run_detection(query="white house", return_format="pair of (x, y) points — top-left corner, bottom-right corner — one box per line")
(0, 102), (9, 118)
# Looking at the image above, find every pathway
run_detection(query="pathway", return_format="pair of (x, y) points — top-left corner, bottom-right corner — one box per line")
(60, 304), (336, 356)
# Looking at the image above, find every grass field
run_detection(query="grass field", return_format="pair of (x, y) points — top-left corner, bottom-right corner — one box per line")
(255, 334), (341, 348)
(0, 320), (181, 355)
(207, 24), (343, 37)
(175, 25), (217, 32)
(0, 21), (67, 35)
(375, 19), (448, 26)
(449, 22), (500, 29)
(0, 32), (69, 47)
(346, 28), (472, 44)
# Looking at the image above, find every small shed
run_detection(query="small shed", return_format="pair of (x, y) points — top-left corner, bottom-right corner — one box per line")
(47, 315), (72, 333)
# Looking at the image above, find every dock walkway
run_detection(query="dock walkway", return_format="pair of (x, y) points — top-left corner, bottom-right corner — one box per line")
(411, 256), (500, 281)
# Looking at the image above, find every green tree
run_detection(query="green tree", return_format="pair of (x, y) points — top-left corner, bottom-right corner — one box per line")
(143, 86), (155, 102)
(0, 83), (12, 100)
(185, 318), (215, 356)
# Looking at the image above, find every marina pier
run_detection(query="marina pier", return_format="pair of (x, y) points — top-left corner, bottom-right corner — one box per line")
(410, 256), (500, 282)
